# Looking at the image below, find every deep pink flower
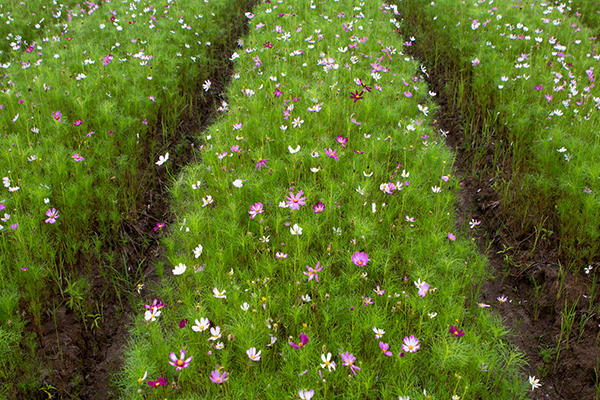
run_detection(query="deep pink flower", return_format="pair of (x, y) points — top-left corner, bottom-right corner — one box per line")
(72, 154), (84, 162)
(147, 377), (168, 387)
(73, 120), (82, 126)
(286, 190), (306, 210)
(349, 90), (364, 102)
(153, 221), (166, 231)
(274, 89), (283, 97)
(179, 319), (188, 328)
(168, 349), (193, 371)
(248, 203), (264, 219)
(290, 332), (309, 349)
(336, 135), (348, 148)
(313, 201), (325, 213)
(379, 341), (393, 356)
(450, 325), (465, 337)
(144, 298), (165, 310)
(52, 110), (62, 122)
(303, 262), (323, 283)
(209, 370), (228, 384)
(351, 251), (369, 266)
(255, 158), (269, 171)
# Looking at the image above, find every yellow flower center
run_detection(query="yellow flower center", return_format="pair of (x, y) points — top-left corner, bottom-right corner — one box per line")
(358, 261), (362, 265)
(177, 360), (183, 366)
(409, 345), (413, 350)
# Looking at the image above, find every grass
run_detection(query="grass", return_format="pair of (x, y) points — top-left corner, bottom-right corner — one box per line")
(0, 0), (252, 395)
(118, 0), (530, 398)
(397, 0), (600, 272)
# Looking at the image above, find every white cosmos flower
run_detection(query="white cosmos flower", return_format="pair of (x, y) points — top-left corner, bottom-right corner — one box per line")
(241, 302), (249, 312)
(363, 171), (373, 177)
(373, 327), (385, 339)
(246, 347), (262, 361)
(192, 317), (210, 332)
(372, 202), (377, 213)
(155, 152), (169, 166)
(290, 223), (303, 235)
(202, 195), (214, 207)
(213, 287), (226, 298)
(320, 353), (336, 371)
(310, 151), (319, 158)
(310, 166), (321, 173)
(233, 179), (243, 188)
(279, 201), (289, 208)
(172, 263), (187, 275)
(208, 326), (221, 341)
(194, 244), (203, 258)
(288, 145), (301, 153)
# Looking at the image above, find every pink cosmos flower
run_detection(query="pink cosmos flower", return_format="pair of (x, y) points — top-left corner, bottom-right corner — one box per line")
(379, 341), (393, 356)
(248, 202), (264, 219)
(209, 370), (228, 384)
(449, 325), (465, 337)
(153, 221), (166, 231)
(448, 232), (456, 241)
(72, 154), (84, 162)
(341, 352), (361, 375)
(325, 148), (339, 160)
(45, 208), (59, 224)
(313, 201), (325, 213)
(275, 252), (288, 259)
(351, 251), (369, 266)
(168, 349), (193, 371)
(52, 110), (62, 122)
(290, 332), (309, 349)
(255, 158), (269, 171)
(286, 190), (307, 210)
(304, 262), (323, 283)
(402, 335), (420, 353)
(336, 135), (348, 148)
(147, 377), (168, 387)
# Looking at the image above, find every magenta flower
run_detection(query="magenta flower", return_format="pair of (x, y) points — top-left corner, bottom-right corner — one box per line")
(351, 251), (369, 266)
(179, 319), (188, 328)
(363, 296), (373, 306)
(274, 89), (283, 97)
(303, 261), (323, 283)
(402, 335), (420, 353)
(255, 158), (269, 171)
(52, 110), (62, 122)
(102, 54), (113, 66)
(147, 377), (168, 388)
(144, 298), (165, 310)
(379, 342), (393, 357)
(72, 154), (84, 162)
(349, 90), (364, 103)
(449, 325), (465, 337)
(341, 352), (361, 375)
(286, 190), (306, 210)
(73, 120), (83, 126)
(248, 202), (264, 219)
(313, 201), (325, 213)
(45, 208), (59, 224)
(336, 136), (348, 148)
(325, 148), (339, 161)
(290, 332), (309, 349)
(154, 221), (166, 231)
(168, 349), (193, 371)
(209, 369), (228, 384)
(448, 232), (456, 241)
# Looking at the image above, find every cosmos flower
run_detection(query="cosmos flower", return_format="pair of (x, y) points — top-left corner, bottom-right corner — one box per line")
(168, 349), (193, 371)
(449, 325), (465, 337)
(401, 335), (420, 353)
(209, 370), (228, 384)
(290, 332), (309, 349)
(351, 252), (369, 266)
